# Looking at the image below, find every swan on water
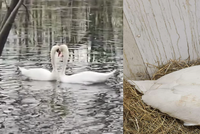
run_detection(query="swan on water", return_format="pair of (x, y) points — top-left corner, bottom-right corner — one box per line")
(57, 44), (117, 85)
(18, 45), (61, 81)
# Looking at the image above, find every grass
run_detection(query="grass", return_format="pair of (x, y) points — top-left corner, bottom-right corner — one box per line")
(124, 59), (200, 134)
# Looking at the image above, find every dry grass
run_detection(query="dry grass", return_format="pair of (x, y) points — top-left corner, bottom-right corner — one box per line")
(124, 59), (200, 134)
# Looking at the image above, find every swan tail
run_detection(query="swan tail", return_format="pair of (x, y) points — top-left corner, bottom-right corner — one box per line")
(18, 66), (28, 74)
(107, 69), (118, 78)
(127, 80), (155, 94)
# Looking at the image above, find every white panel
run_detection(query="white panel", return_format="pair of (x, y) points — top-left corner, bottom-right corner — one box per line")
(124, 0), (200, 78)
(123, 14), (149, 80)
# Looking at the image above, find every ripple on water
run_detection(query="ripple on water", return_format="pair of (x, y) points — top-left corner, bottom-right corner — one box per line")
(0, 53), (122, 134)
(0, 0), (123, 133)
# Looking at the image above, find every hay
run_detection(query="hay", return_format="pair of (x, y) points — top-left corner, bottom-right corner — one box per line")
(124, 60), (200, 134)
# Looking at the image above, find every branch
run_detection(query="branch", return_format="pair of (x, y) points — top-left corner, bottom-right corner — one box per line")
(0, 1), (9, 29)
(4, 0), (9, 10)
(0, 0), (23, 35)
(22, 3), (30, 21)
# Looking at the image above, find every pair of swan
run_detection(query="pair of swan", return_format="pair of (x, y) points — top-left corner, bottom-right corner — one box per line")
(18, 44), (116, 85)
(128, 65), (200, 126)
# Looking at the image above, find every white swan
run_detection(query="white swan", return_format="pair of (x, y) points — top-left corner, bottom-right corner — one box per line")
(57, 44), (117, 85)
(18, 45), (61, 81)
(128, 65), (200, 126)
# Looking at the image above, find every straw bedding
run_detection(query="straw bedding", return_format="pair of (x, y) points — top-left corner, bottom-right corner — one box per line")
(124, 60), (200, 134)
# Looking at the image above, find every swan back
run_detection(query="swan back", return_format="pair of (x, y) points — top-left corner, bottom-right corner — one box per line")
(59, 70), (116, 85)
(18, 67), (54, 80)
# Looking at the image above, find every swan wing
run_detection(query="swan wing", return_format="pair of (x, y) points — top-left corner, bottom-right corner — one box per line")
(60, 71), (115, 84)
(143, 84), (200, 126)
(18, 67), (54, 81)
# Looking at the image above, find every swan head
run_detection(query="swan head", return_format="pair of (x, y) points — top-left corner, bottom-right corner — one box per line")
(58, 44), (69, 58)
(51, 45), (61, 57)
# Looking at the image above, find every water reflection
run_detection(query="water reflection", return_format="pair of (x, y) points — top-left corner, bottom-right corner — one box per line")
(0, 0), (122, 133)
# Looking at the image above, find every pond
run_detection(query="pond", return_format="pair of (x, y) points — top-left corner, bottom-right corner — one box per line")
(0, 0), (123, 133)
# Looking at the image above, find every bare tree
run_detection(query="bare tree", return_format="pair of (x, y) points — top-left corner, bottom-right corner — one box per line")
(0, 0), (24, 56)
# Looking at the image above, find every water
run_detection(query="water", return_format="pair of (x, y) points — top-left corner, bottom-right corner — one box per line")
(0, 0), (123, 133)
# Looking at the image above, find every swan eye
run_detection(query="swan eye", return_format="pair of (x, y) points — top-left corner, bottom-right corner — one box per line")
(56, 49), (59, 52)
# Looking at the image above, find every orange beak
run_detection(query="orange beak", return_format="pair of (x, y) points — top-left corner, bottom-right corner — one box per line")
(58, 51), (61, 57)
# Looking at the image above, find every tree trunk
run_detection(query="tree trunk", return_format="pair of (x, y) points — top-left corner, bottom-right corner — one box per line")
(0, 0), (2, 22)
(0, 0), (23, 56)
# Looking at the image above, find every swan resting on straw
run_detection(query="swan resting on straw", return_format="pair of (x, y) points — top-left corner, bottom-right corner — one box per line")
(128, 65), (200, 126)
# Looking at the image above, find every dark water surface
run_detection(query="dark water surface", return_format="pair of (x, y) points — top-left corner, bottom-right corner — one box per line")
(0, 0), (122, 133)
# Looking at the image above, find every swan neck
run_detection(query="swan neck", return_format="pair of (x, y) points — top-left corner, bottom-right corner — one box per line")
(61, 48), (69, 75)
(61, 55), (67, 75)
(50, 49), (57, 74)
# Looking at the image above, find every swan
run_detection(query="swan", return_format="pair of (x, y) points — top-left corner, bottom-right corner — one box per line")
(57, 44), (117, 85)
(18, 45), (61, 81)
(128, 65), (200, 126)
